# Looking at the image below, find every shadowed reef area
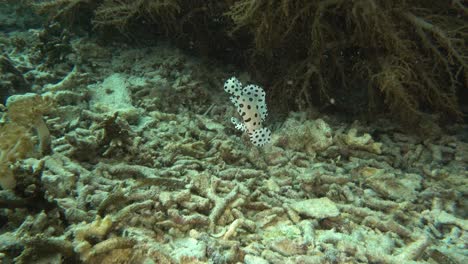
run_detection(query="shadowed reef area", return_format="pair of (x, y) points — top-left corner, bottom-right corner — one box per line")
(32, 0), (467, 131)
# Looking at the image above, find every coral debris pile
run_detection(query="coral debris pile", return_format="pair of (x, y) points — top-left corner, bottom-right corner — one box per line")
(0, 32), (466, 263)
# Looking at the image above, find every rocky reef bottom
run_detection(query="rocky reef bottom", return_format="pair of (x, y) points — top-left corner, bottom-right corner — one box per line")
(0, 29), (466, 264)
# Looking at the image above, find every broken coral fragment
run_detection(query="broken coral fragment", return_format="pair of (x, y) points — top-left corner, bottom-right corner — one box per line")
(290, 197), (340, 219)
(273, 116), (333, 154)
(73, 215), (113, 261)
(89, 73), (140, 123)
(344, 128), (382, 154)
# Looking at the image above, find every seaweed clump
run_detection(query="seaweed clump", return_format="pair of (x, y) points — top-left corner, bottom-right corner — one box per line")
(33, 0), (467, 128)
(225, 0), (467, 126)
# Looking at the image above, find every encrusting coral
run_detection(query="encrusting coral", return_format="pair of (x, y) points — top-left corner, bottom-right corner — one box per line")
(0, 123), (33, 189)
(5, 93), (53, 154)
(0, 93), (53, 189)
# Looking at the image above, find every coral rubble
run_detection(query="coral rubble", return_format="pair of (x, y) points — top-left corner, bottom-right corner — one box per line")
(0, 1), (466, 264)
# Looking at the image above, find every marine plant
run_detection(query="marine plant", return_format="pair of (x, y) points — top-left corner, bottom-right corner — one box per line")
(93, 0), (182, 33)
(225, 0), (466, 126)
(32, 0), (467, 129)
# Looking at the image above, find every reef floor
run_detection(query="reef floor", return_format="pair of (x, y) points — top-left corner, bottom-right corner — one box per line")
(0, 26), (467, 264)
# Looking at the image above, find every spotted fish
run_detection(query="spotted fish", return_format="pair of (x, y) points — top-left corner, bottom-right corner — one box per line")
(224, 77), (271, 146)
